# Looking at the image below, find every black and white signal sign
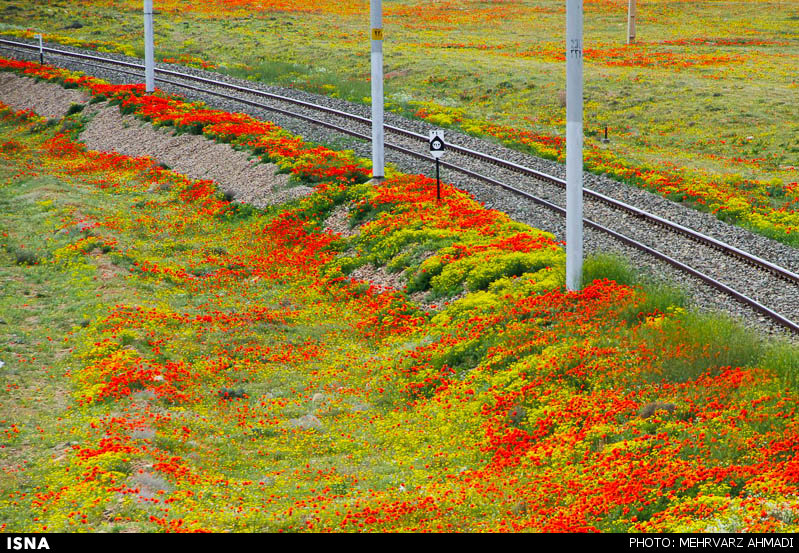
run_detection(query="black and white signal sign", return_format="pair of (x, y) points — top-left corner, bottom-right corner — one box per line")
(429, 130), (445, 158)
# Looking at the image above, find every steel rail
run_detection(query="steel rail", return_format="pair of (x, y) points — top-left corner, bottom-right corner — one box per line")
(1, 38), (796, 332)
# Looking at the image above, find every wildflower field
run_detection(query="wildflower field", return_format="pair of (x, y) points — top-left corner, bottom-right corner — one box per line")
(1, 56), (799, 533)
(1, 0), (797, 244)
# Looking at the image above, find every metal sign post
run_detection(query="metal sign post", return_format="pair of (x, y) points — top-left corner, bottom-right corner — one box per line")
(566, 0), (584, 291)
(429, 130), (445, 202)
(34, 34), (43, 65)
(370, 0), (384, 179)
(143, 0), (155, 93)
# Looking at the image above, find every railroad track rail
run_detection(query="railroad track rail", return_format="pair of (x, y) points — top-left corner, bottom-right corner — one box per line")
(2, 38), (797, 334)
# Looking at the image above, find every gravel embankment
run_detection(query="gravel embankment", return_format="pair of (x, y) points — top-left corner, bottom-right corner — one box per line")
(78, 102), (310, 208)
(0, 71), (88, 117)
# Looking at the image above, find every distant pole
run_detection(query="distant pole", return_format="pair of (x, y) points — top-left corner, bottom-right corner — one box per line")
(627, 0), (637, 45)
(143, 0), (155, 92)
(34, 33), (43, 65)
(566, 0), (583, 291)
(370, 0), (384, 179)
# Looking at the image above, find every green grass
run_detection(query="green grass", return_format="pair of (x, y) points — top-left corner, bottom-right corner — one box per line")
(582, 250), (799, 388)
(220, 56), (374, 104)
(0, 173), (115, 525)
(647, 311), (764, 383)
(582, 251), (688, 324)
(0, 114), (424, 531)
(761, 341), (799, 390)
(582, 252), (637, 287)
(623, 281), (688, 326)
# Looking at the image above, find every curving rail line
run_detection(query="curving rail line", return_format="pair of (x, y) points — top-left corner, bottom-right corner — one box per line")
(1, 37), (796, 333)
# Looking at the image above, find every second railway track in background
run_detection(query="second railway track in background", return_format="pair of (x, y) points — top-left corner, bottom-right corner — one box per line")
(2, 38), (797, 335)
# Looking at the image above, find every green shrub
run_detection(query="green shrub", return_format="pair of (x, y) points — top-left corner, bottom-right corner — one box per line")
(66, 103), (85, 115)
(465, 251), (551, 291)
(9, 247), (40, 266)
(405, 255), (445, 292)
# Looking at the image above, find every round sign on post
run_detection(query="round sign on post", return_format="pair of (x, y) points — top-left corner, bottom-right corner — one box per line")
(429, 130), (445, 159)
(429, 130), (445, 201)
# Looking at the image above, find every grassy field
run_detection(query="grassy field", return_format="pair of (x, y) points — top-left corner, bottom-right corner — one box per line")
(1, 0), (798, 243)
(1, 57), (799, 532)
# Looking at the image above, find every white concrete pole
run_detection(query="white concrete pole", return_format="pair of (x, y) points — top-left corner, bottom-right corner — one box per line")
(370, 0), (384, 179)
(627, 0), (637, 44)
(34, 33), (43, 65)
(144, 0), (155, 92)
(566, 0), (584, 291)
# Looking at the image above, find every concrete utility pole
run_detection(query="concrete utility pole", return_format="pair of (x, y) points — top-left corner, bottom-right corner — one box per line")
(34, 33), (43, 65)
(370, 0), (384, 179)
(627, 0), (637, 45)
(144, 0), (155, 92)
(566, 0), (583, 291)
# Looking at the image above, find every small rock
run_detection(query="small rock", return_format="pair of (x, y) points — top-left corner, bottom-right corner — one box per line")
(311, 392), (325, 406)
(132, 390), (157, 402)
(130, 428), (156, 440)
(290, 414), (322, 431)
(638, 401), (676, 419)
(129, 472), (172, 501)
(147, 182), (172, 193)
(258, 476), (275, 487)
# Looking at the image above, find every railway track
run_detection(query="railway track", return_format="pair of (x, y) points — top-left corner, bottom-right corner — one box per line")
(1, 37), (797, 334)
